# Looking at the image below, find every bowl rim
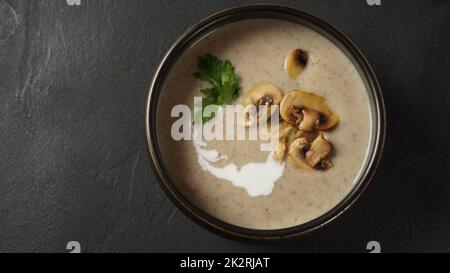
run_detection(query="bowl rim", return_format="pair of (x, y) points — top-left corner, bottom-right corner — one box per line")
(145, 3), (386, 240)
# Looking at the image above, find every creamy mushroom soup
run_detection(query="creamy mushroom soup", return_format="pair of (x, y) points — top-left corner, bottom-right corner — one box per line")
(156, 19), (372, 229)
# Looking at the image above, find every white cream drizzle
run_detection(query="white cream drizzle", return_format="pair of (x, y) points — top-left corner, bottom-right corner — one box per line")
(192, 137), (285, 197)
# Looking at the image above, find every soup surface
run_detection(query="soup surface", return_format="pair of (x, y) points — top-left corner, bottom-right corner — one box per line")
(156, 19), (371, 229)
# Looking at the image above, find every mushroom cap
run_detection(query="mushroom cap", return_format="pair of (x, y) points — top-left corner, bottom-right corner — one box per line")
(286, 49), (308, 79)
(242, 82), (284, 107)
(279, 90), (340, 130)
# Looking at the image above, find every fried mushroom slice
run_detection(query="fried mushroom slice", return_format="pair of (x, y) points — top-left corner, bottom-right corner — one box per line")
(280, 90), (339, 130)
(300, 109), (320, 131)
(288, 138), (314, 171)
(286, 49), (308, 79)
(242, 82), (284, 124)
(306, 133), (333, 168)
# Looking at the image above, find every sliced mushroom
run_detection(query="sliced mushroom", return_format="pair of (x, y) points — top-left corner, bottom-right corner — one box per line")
(300, 109), (320, 131)
(280, 91), (302, 124)
(280, 90), (339, 130)
(242, 82), (283, 109)
(288, 138), (314, 171)
(286, 49), (308, 79)
(273, 139), (287, 162)
(305, 133), (333, 168)
(241, 83), (283, 124)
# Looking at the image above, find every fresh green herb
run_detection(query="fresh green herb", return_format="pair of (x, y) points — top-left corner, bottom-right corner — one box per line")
(194, 54), (241, 123)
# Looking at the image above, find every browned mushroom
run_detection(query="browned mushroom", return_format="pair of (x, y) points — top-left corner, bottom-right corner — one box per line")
(288, 138), (314, 171)
(280, 90), (339, 131)
(300, 109), (320, 131)
(305, 133), (333, 168)
(286, 49), (308, 79)
(242, 82), (284, 126)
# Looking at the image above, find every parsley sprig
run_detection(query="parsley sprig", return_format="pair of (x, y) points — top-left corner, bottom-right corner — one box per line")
(194, 54), (241, 123)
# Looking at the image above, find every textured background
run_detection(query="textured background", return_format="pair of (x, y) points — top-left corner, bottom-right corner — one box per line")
(0, 0), (449, 253)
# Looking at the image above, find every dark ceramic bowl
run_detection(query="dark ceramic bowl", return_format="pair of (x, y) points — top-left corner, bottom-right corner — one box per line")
(145, 4), (386, 240)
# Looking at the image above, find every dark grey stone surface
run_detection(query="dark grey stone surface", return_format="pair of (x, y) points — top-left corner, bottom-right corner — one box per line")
(0, 0), (449, 253)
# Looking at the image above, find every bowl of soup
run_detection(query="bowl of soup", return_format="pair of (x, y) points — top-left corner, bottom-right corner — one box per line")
(146, 4), (385, 240)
